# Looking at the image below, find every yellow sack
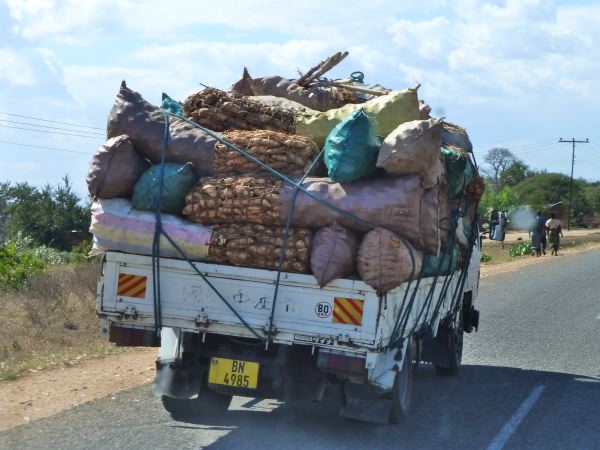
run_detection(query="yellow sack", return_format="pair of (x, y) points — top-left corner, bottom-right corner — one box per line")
(295, 88), (420, 147)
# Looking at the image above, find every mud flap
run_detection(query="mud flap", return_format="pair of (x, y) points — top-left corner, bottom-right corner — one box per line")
(339, 383), (393, 424)
(152, 360), (203, 399)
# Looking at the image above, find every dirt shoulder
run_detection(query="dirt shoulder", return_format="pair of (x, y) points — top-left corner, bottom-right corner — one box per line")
(0, 348), (156, 432)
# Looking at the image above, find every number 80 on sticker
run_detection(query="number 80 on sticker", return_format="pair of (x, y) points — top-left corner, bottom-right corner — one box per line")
(315, 301), (332, 319)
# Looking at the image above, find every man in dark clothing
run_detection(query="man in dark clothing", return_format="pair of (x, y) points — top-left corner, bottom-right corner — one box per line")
(536, 211), (547, 255)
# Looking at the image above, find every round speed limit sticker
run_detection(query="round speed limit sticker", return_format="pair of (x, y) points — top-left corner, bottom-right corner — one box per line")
(315, 301), (332, 319)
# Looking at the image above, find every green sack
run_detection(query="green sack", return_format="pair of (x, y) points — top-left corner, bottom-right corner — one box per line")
(324, 109), (382, 183)
(132, 163), (196, 214)
(295, 88), (420, 147)
(161, 93), (183, 116)
(423, 247), (458, 277)
(442, 146), (473, 198)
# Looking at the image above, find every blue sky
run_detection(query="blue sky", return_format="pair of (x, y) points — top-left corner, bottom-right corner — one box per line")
(1, 0), (599, 199)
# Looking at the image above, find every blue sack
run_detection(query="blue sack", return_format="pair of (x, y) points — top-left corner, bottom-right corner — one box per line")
(161, 93), (183, 116)
(324, 109), (382, 183)
(441, 146), (473, 198)
(132, 163), (196, 214)
(423, 247), (458, 277)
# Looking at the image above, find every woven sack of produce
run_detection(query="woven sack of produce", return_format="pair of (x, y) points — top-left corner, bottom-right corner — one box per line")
(213, 130), (319, 176)
(184, 174), (441, 255)
(132, 163), (196, 214)
(323, 109), (381, 183)
(310, 223), (359, 287)
(357, 228), (423, 293)
(90, 198), (211, 260)
(208, 223), (312, 273)
(107, 81), (217, 176)
(161, 93), (183, 116)
(441, 121), (472, 152)
(295, 88), (420, 147)
(422, 247), (457, 277)
(87, 135), (149, 199)
(183, 87), (296, 133)
(376, 118), (444, 189)
(442, 146), (473, 198)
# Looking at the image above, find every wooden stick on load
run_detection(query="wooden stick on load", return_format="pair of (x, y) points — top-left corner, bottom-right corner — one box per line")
(296, 51), (349, 87)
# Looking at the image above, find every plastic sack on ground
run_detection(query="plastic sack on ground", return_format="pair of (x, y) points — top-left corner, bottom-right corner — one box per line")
(310, 223), (359, 287)
(376, 118), (444, 189)
(161, 93), (183, 116)
(442, 146), (473, 198)
(86, 135), (149, 199)
(422, 247), (457, 277)
(357, 228), (423, 293)
(295, 88), (420, 147)
(90, 198), (211, 260)
(132, 163), (196, 214)
(107, 81), (217, 176)
(324, 109), (381, 183)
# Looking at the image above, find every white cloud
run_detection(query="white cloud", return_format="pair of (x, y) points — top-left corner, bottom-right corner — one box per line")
(0, 48), (36, 85)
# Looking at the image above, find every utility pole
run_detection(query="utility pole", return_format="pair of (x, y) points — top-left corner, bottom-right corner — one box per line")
(559, 138), (589, 230)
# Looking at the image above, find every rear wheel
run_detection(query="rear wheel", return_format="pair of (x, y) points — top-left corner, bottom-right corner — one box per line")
(434, 325), (463, 376)
(161, 388), (232, 417)
(389, 337), (416, 423)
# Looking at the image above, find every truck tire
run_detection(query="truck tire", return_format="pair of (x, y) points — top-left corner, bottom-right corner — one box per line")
(161, 389), (232, 417)
(433, 325), (463, 376)
(389, 337), (416, 423)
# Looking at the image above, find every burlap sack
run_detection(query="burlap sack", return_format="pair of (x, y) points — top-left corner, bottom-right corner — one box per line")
(357, 228), (423, 293)
(310, 223), (358, 287)
(230, 69), (358, 112)
(87, 135), (149, 199)
(441, 121), (472, 152)
(107, 81), (217, 176)
(209, 223), (312, 273)
(376, 118), (444, 189)
(184, 174), (441, 255)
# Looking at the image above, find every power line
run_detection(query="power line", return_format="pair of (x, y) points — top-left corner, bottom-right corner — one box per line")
(0, 119), (105, 137)
(0, 111), (104, 131)
(0, 139), (92, 155)
(0, 124), (104, 139)
(559, 137), (590, 230)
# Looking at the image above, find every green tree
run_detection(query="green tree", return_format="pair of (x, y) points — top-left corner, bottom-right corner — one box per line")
(500, 160), (534, 187)
(479, 181), (521, 217)
(2, 177), (90, 251)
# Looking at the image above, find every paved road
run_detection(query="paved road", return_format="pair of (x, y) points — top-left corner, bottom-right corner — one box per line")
(2, 250), (600, 450)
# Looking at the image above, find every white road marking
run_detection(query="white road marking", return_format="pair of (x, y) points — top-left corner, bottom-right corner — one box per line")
(486, 385), (546, 450)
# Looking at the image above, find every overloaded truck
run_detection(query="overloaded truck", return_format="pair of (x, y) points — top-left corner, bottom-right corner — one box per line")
(90, 53), (482, 424)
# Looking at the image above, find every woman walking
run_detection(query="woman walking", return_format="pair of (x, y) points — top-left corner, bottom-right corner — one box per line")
(545, 213), (564, 256)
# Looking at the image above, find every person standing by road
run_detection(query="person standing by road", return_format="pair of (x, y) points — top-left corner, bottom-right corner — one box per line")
(536, 211), (547, 255)
(546, 213), (564, 256)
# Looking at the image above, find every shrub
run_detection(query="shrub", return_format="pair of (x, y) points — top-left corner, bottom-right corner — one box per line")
(480, 253), (493, 263)
(0, 243), (46, 291)
(508, 242), (532, 257)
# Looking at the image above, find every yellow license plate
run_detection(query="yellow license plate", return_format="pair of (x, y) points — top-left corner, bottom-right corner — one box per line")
(208, 357), (259, 389)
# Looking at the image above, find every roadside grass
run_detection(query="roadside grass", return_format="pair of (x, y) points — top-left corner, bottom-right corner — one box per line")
(481, 230), (600, 265)
(0, 260), (138, 381)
